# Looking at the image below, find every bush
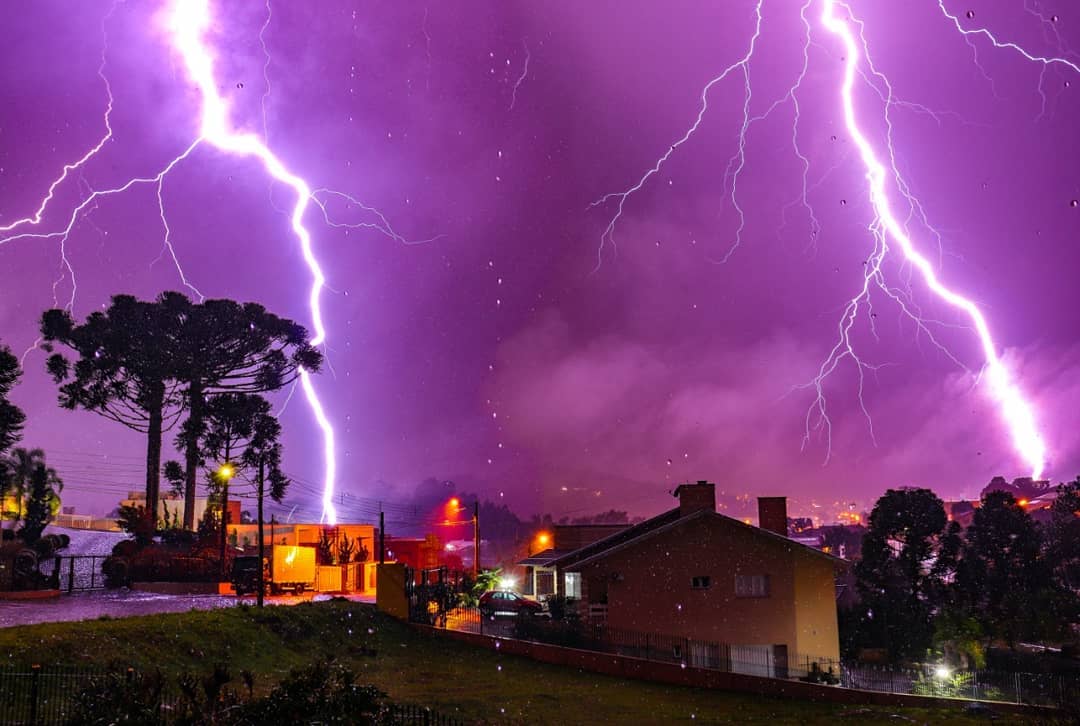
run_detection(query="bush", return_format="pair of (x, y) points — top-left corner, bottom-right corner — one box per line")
(67, 669), (168, 725)
(68, 659), (389, 725)
(238, 658), (386, 724)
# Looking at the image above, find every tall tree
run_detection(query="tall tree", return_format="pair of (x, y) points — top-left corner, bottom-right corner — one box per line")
(855, 487), (949, 660)
(955, 490), (1064, 647)
(1045, 478), (1080, 593)
(19, 464), (58, 545)
(41, 293), (187, 522)
(2, 448), (62, 530)
(172, 300), (319, 529)
(246, 407), (289, 608)
(0, 344), (25, 457)
(173, 393), (289, 596)
(0, 344), (26, 521)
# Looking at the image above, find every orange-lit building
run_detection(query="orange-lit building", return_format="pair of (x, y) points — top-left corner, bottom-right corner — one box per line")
(526, 481), (843, 671)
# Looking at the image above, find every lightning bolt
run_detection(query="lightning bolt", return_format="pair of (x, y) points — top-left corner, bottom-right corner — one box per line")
(593, 0), (1051, 479)
(509, 39), (530, 111)
(1, 1), (430, 525)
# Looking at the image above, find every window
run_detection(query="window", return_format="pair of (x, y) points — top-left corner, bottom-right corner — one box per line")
(691, 575), (711, 590)
(735, 574), (770, 598)
(564, 572), (581, 599)
(536, 570), (555, 596)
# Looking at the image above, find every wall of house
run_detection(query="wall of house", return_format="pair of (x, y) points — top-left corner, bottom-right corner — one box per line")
(793, 555), (841, 662)
(576, 516), (839, 659)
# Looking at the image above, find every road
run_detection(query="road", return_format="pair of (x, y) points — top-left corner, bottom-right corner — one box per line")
(0, 589), (374, 628)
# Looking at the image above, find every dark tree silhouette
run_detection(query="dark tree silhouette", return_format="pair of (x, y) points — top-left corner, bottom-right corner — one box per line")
(18, 464), (58, 545)
(3, 448), (62, 530)
(955, 490), (1069, 647)
(1046, 478), (1080, 593)
(855, 487), (949, 660)
(171, 299), (319, 529)
(170, 393), (289, 602)
(0, 344), (25, 457)
(41, 294), (186, 523)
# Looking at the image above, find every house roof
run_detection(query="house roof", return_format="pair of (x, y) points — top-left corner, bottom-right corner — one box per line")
(548, 507), (684, 570)
(562, 508), (844, 572)
(516, 548), (573, 567)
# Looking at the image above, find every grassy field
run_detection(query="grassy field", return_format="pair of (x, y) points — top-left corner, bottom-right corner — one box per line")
(0, 601), (1064, 724)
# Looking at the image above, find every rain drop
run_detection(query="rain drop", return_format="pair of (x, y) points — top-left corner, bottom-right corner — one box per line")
(236, 82), (244, 89)
(1071, 199), (1079, 208)
(840, 199), (847, 206)
(830, 135), (837, 141)
(1051, 14), (1059, 23)
(965, 10), (975, 20)
(666, 459), (673, 466)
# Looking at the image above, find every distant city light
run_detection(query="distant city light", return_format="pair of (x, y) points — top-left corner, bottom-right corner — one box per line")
(498, 576), (516, 590)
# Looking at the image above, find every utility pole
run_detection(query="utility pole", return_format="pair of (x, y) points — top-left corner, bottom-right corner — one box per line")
(256, 458), (266, 608)
(473, 501), (480, 577)
(378, 508), (385, 565)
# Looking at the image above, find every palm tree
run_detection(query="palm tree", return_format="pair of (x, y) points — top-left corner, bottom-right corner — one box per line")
(3, 448), (62, 529)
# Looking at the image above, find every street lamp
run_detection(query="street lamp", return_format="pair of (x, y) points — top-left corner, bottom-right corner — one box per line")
(218, 462), (236, 581)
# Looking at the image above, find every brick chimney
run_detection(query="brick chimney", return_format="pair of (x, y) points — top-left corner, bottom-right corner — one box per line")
(673, 481), (716, 517)
(757, 496), (788, 536)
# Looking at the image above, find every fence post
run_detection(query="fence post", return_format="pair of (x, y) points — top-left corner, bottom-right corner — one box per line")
(29, 664), (40, 726)
(67, 557), (75, 593)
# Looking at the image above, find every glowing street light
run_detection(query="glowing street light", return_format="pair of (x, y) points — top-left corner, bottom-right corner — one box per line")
(217, 462), (236, 580)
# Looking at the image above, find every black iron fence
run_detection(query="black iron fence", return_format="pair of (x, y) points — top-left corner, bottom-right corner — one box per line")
(386, 702), (464, 725)
(56, 556), (108, 592)
(417, 603), (1078, 709)
(0, 665), (464, 725)
(0, 664), (115, 724)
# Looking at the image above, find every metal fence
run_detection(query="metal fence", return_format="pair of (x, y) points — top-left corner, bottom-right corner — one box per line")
(56, 556), (108, 592)
(0, 664), (106, 724)
(0, 665), (464, 725)
(418, 604), (1078, 709)
(386, 702), (464, 725)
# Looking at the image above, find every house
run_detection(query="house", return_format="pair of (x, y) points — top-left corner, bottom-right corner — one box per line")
(517, 523), (629, 599)
(545, 481), (843, 670)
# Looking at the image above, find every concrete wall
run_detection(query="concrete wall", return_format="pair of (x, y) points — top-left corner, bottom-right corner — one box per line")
(376, 563), (408, 619)
(575, 515), (839, 661)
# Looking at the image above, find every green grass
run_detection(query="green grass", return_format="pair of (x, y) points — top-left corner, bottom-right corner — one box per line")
(0, 602), (1064, 724)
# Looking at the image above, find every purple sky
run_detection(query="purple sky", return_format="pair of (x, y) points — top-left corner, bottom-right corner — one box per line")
(1, 1), (1078, 521)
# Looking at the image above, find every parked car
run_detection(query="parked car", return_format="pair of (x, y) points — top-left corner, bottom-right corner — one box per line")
(478, 590), (544, 617)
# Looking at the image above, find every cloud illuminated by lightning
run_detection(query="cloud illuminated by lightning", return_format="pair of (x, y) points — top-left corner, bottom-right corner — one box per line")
(593, 0), (1051, 479)
(0, 1), (432, 524)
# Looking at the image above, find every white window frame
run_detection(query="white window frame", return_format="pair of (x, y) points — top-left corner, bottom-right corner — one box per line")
(734, 574), (770, 598)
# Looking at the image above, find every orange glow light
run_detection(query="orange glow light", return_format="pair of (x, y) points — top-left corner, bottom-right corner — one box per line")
(536, 532), (551, 546)
(1018, 498), (1029, 508)
(449, 497), (460, 508)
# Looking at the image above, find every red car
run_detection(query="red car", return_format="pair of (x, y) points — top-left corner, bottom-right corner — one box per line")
(478, 590), (544, 617)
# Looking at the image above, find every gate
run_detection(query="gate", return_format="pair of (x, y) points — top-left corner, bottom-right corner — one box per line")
(57, 555), (108, 592)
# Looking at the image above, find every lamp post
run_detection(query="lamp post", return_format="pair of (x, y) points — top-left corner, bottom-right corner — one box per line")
(217, 462), (235, 581)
